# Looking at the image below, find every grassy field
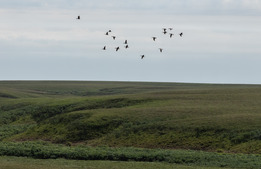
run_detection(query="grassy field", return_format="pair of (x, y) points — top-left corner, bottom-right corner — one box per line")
(1, 81), (261, 168)
(0, 156), (234, 169)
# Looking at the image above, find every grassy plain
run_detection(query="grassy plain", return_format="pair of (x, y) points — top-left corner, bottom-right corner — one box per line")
(1, 81), (261, 168)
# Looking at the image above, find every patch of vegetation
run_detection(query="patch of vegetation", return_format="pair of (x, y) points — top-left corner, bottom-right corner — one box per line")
(30, 98), (151, 122)
(0, 141), (261, 168)
(0, 92), (17, 99)
(0, 124), (35, 141)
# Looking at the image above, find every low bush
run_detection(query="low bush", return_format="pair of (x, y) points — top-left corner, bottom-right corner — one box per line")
(0, 141), (261, 168)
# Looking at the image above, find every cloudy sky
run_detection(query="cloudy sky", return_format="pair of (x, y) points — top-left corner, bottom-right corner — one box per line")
(1, 0), (261, 84)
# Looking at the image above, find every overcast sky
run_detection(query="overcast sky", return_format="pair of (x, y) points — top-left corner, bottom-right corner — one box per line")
(1, 0), (261, 84)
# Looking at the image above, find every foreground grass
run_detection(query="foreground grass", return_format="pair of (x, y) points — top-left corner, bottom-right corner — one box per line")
(0, 156), (234, 169)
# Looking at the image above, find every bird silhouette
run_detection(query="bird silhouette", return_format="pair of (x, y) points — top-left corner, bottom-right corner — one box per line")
(163, 30), (167, 34)
(77, 16), (80, 20)
(105, 32), (109, 35)
(112, 36), (116, 40)
(180, 32), (183, 37)
(141, 55), (145, 59)
(169, 33), (174, 38)
(125, 45), (129, 49)
(162, 28), (167, 32)
(108, 30), (112, 32)
(102, 46), (106, 50)
(159, 48), (163, 52)
(169, 28), (173, 30)
(124, 40), (128, 44)
(152, 37), (157, 41)
(115, 47), (120, 51)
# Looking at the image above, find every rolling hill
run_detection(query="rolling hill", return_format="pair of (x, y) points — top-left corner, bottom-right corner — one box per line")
(1, 81), (261, 154)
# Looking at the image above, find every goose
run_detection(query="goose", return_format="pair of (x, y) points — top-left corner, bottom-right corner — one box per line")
(141, 55), (145, 59)
(77, 16), (80, 20)
(112, 36), (116, 40)
(180, 32), (183, 37)
(169, 33), (174, 38)
(169, 28), (173, 30)
(125, 45), (129, 49)
(159, 48), (163, 52)
(115, 47), (120, 51)
(102, 46), (106, 50)
(124, 40), (128, 44)
(105, 32), (109, 35)
(152, 37), (157, 41)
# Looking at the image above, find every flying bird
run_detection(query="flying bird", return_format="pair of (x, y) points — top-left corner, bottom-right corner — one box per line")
(112, 36), (116, 40)
(162, 28), (168, 34)
(169, 28), (173, 30)
(76, 16), (80, 20)
(141, 55), (145, 59)
(124, 40), (128, 44)
(115, 47), (120, 51)
(169, 33), (174, 38)
(105, 32), (109, 35)
(108, 30), (112, 32)
(159, 48), (163, 52)
(102, 46), (106, 50)
(180, 32), (183, 37)
(125, 45), (129, 49)
(152, 37), (157, 41)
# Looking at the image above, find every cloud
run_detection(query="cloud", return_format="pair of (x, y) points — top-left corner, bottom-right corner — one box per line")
(1, 8), (261, 55)
(242, 0), (261, 10)
(1, 0), (261, 15)
(0, 1), (261, 83)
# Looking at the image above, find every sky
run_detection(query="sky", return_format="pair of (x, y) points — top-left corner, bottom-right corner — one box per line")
(0, 0), (261, 84)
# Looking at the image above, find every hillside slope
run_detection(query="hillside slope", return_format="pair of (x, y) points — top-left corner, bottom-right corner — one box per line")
(1, 81), (261, 153)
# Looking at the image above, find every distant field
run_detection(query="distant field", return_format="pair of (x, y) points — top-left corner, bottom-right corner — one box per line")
(0, 156), (234, 169)
(1, 81), (261, 168)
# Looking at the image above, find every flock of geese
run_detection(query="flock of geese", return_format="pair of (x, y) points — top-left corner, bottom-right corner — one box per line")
(77, 15), (183, 59)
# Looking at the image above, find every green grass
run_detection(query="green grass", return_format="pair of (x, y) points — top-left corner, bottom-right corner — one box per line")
(0, 156), (235, 169)
(1, 81), (261, 168)
(1, 81), (261, 153)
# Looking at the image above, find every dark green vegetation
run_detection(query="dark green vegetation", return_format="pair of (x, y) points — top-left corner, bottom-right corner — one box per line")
(0, 142), (260, 168)
(1, 81), (261, 168)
